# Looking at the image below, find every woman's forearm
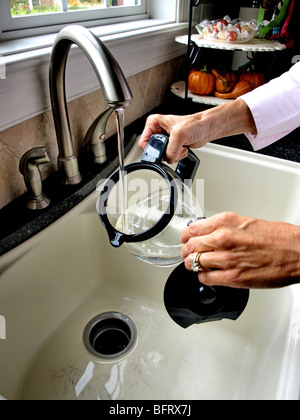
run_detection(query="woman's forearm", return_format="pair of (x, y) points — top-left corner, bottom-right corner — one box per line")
(193, 99), (257, 144)
(139, 99), (257, 163)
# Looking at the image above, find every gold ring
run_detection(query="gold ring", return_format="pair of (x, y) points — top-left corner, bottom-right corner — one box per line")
(195, 252), (201, 264)
(190, 252), (205, 272)
(196, 252), (205, 272)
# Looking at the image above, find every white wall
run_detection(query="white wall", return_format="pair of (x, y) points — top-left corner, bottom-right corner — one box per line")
(149, 0), (177, 21)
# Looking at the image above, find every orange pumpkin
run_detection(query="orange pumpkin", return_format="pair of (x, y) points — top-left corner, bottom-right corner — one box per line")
(214, 81), (253, 99)
(212, 68), (238, 93)
(188, 69), (216, 96)
(239, 72), (266, 89)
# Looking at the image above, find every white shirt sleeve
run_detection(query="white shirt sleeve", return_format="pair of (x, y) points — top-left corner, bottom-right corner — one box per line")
(239, 61), (300, 151)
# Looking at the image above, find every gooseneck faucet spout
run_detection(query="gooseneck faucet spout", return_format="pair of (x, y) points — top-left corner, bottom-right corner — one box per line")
(49, 25), (132, 184)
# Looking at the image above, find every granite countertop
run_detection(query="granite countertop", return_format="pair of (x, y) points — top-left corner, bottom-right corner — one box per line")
(212, 131), (300, 163)
(0, 99), (299, 257)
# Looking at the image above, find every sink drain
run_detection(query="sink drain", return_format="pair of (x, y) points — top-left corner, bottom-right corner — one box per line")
(83, 312), (137, 360)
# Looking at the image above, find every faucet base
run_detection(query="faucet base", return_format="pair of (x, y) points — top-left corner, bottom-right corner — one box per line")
(26, 194), (51, 210)
(58, 155), (82, 185)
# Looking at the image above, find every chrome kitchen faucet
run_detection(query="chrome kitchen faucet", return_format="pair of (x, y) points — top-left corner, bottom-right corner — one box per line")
(49, 25), (132, 185)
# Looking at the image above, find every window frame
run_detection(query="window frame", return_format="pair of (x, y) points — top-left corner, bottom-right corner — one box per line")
(0, 0), (148, 37)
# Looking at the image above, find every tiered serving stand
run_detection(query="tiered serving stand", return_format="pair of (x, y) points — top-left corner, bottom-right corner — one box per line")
(172, 34), (286, 106)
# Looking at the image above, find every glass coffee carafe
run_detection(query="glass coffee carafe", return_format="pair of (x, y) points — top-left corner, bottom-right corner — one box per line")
(98, 134), (204, 267)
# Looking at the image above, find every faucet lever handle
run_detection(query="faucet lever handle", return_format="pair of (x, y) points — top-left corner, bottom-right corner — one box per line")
(84, 107), (113, 164)
(19, 147), (51, 210)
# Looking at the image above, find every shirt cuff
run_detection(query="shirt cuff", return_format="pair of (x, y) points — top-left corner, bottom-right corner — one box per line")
(239, 64), (300, 150)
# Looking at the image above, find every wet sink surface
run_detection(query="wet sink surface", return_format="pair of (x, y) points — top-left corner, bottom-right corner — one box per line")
(0, 142), (300, 400)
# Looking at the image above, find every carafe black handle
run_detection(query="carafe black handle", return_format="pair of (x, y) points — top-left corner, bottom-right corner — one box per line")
(141, 134), (169, 164)
(141, 134), (200, 186)
(175, 149), (200, 187)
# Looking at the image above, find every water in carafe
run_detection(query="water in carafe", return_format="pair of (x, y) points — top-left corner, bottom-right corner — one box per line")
(116, 180), (204, 267)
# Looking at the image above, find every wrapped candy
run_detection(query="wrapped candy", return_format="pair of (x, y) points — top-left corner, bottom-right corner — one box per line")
(196, 17), (260, 43)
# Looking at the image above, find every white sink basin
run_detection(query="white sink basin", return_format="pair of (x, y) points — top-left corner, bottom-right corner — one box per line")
(0, 142), (300, 400)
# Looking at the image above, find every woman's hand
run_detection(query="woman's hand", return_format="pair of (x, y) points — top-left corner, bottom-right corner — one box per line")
(181, 212), (300, 289)
(138, 113), (209, 164)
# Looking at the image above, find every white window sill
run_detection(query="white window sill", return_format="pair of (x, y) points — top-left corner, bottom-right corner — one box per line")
(0, 18), (173, 56)
(0, 20), (188, 131)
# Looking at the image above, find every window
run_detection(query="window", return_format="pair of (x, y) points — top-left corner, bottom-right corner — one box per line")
(10, 1), (141, 17)
(0, 0), (147, 36)
(0, 0), (189, 131)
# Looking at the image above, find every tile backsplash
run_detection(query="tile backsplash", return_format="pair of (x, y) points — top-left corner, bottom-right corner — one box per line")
(0, 57), (184, 210)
